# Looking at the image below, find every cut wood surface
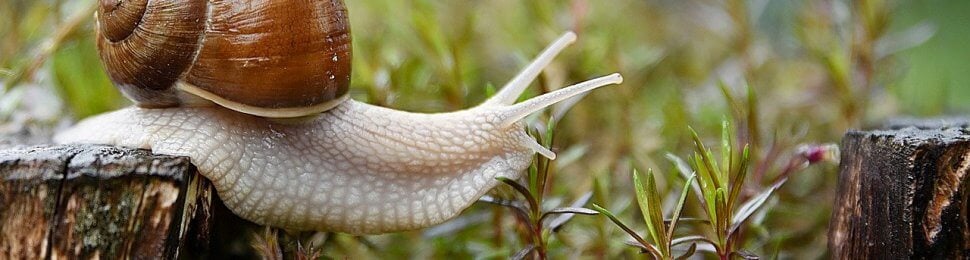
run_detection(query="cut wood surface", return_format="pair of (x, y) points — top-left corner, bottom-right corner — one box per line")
(0, 144), (264, 259)
(829, 118), (970, 259)
(0, 144), (209, 258)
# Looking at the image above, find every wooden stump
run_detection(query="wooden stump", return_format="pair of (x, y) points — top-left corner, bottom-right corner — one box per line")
(829, 118), (970, 259)
(0, 144), (264, 259)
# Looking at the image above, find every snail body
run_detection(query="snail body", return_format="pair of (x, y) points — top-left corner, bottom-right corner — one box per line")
(56, 0), (623, 234)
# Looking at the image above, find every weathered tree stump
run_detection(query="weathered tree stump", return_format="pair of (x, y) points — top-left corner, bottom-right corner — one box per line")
(0, 144), (210, 258)
(0, 110), (343, 259)
(0, 144), (262, 259)
(829, 118), (970, 259)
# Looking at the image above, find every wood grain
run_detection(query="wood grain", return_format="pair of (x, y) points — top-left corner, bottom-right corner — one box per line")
(0, 144), (211, 259)
(830, 119), (970, 259)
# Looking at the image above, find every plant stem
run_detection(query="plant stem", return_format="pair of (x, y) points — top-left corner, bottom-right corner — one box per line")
(534, 223), (547, 260)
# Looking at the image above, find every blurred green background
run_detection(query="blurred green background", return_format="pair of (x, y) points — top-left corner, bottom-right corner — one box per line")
(893, 0), (970, 114)
(0, 0), (966, 258)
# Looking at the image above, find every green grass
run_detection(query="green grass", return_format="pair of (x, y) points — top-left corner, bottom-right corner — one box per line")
(0, 0), (964, 258)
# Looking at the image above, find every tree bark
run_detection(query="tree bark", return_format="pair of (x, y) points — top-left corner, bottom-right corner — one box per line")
(0, 144), (210, 258)
(0, 110), (345, 259)
(829, 118), (970, 259)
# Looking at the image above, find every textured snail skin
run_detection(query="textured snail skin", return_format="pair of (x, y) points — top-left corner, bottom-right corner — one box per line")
(55, 33), (622, 234)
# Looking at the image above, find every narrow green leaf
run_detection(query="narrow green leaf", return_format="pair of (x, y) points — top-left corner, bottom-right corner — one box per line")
(720, 119), (732, 181)
(703, 182), (718, 226)
(478, 195), (524, 209)
(537, 118), (556, 199)
(717, 80), (741, 116)
(670, 235), (717, 247)
(696, 154), (718, 222)
(644, 169), (669, 255)
(690, 126), (722, 189)
(715, 188), (728, 241)
(496, 177), (539, 216)
(733, 250), (760, 259)
(633, 169), (662, 247)
(665, 154), (705, 210)
(545, 115), (557, 146)
(527, 152), (540, 198)
(593, 175), (608, 208)
(674, 243), (697, 260)
(541, 195), (598, 230)
(527, 128), (541, 196)
(543, 207), (599, 216)
(705, 147), (723, 188)
(479, 195), (534, 228)
(746, 82), (760, 149)
(510, 244), (536, 260)
(691, 154), (712, 192)
(623, 241), (663, 258)
(591, 203), (654, 254)
(545, 192), (594, 231)
(731, 178), (787, 235)
(692, 153), (719, 207)
(667, 174), (695, 241)
(665, 218), (710, 226)
(727, 145), (751, 210)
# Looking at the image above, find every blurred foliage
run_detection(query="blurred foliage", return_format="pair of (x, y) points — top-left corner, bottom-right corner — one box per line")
(1, 0), (966, 258)
(891, 0), (970, 115)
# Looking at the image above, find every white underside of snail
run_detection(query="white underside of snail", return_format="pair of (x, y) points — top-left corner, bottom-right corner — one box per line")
(55, 32), (623, 234)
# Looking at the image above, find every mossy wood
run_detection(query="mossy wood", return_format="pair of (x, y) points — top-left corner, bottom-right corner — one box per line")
(830, 118), (970, 259)
(0, 144), (223, 259)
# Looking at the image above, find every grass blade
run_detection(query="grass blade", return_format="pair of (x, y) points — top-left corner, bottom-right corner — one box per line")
(667, 174), (696, 240)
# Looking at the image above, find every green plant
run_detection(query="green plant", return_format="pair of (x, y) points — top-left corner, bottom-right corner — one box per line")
(593, 169), (698, 260)
(0, 0), (937, 258)
(486, 120), (599, 260)
(664, 121), (783, 259)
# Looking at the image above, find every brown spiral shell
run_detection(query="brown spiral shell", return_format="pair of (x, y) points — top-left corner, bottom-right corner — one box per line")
(96, 0), (352, 117)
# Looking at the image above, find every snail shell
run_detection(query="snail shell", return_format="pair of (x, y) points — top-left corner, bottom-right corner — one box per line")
(96, 0), (352, 118)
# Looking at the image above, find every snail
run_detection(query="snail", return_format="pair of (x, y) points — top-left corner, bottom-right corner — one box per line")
(55, 0), (623, 234)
